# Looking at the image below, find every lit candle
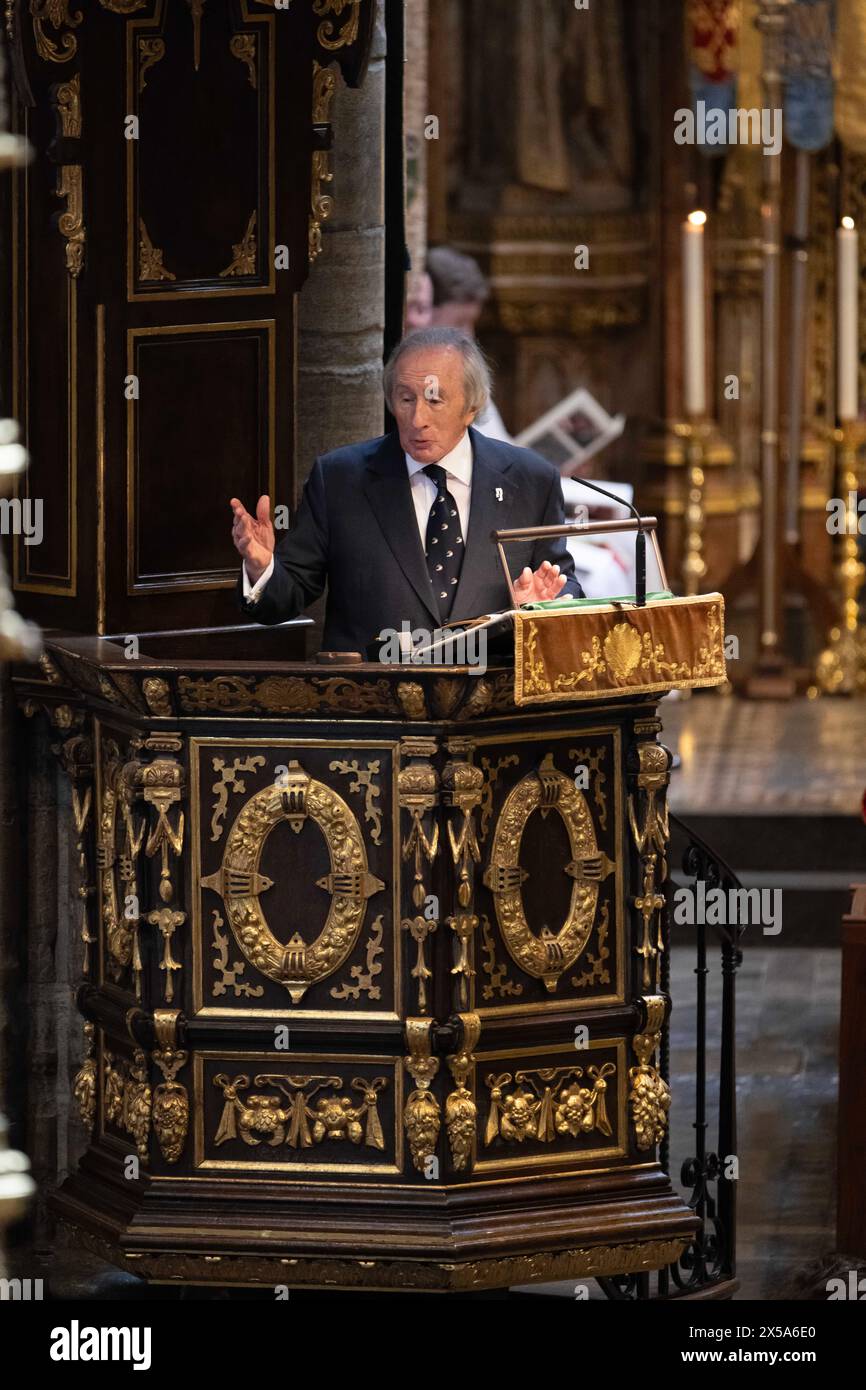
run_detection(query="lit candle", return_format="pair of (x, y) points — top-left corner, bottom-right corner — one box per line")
(837, 216), (859, 422)
(683, 210), (707, 418)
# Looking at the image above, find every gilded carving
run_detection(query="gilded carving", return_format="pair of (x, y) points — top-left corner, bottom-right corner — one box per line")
(151, 1010), (189, 1164)
(485, 1064), (615, 1147)
(220, 210), (257, 278)
(201, 760), (383, 1003)
(443, 741), (483, 1009)
(142, 757), (184, 903)
(314, 0), (361, 51)
(479, 914), (523, 1001)
(177, 673), (398, 716)
(570, 900), (611, 989)
(97, 742), (144, 988)
(139, 218), (176, 282)
(458, 678), (493, 721)
(483, 754), (612, 992)
(104, 1046), (152, 1161)
(309, 61), (336, 262)
(38, 653), (64, 684)
(142, 676), (173, 715)
(213, 1073), (387, 1151)
(99, 1), (147, 11)
(401, 913), (436, 1013)
(629, 996), (670, 1152)
(210, 754), (266, 843)
(569, 745), (608, 832)
(478, 753), (519, 843)
(211, 908), (264, 999)
(138, 37), (166, 92)
(446, 1013), (480, 1171)
(330, 914), (384, 1000)
(628, 742), (671, 991)
(399, 740), (439, 1012)
(72, 1021), (96, 1135)
(329, 758), (383, 845)
(52, 73), (84, 276)
(229, 31), (256, 88)
(54, 71), (81, 136)
(147, 906), (186, 1003)
(396, 680), (426, 720)
(60, 733), (95, 975)
(403, 1018), (440, 1173)
(67, 1227), (691, 1291)
(30, 0), (82, 64)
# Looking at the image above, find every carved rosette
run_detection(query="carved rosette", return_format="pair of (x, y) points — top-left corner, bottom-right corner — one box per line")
(483, 753), (613, 992)
(442, 740), (483, 1011)
(201, 759), (383, 1003)
(445, 1013), (480, 1171)
(398, 738), (439, 1014)
(403, 1017), (440, 1173)
(628, 996), (671, 1152)
(628, 740), (671, 992)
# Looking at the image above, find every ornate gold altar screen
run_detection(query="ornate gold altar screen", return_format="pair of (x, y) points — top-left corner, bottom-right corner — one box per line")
(13, 596), (726, 1291)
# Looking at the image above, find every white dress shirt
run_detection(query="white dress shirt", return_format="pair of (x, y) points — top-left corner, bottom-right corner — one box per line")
(242, 431), (474, 603)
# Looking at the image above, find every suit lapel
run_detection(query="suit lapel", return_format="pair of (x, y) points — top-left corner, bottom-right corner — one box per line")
(451, 428), (516, 618)
(361, 433), (441, 626)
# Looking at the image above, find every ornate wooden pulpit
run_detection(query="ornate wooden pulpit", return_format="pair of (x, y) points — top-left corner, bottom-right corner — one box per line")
(12, 595), (727, 1292)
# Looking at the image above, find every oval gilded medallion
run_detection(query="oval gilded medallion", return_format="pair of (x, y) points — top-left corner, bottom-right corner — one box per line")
(201, 760), (384, 1002)
(483, 754), (611, 991)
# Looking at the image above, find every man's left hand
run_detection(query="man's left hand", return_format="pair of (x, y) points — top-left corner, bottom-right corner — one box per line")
(513, 561), (568, 606)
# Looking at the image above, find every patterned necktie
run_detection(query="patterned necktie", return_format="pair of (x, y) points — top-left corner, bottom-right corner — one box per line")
(423, 463), (465, 620)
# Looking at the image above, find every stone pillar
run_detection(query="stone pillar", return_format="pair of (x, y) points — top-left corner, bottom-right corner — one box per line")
(404, 0), (428, 277)
(297, 0), (387, 481)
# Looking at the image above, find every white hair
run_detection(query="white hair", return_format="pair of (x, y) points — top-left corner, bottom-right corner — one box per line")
(383, 328), (492, 415)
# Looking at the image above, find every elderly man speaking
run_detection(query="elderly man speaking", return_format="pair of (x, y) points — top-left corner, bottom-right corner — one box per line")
(230, 328), (582, 653)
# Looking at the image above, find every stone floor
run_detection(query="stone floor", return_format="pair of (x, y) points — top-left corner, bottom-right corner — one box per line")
(660, 691), (864, 817)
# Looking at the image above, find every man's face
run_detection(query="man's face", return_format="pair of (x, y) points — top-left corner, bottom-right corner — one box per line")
(391, 346), (476, 463)
(430, 299), (483, 334)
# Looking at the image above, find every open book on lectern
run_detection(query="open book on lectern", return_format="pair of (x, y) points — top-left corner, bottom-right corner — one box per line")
(406, 514), (671, 665)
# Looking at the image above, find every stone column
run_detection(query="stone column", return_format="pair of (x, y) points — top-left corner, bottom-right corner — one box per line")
(404, 0), (428, 277)
(297, 0), (387, 479)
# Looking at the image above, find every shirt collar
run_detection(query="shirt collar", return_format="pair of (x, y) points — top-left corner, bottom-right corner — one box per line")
(405, 430), (473, 485)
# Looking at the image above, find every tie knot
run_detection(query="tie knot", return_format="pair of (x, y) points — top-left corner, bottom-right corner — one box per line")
(423, 463), (448, 489)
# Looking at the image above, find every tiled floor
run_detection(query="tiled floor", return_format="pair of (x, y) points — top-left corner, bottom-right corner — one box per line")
(667, 943), (840, 1300)
(660, 692), (864, 817)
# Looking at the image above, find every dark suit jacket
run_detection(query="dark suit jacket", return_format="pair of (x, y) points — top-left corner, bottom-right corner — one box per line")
(236, 426), (583, 652)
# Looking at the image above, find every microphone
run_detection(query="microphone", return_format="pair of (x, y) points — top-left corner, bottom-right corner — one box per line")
(564, 475), (647, 608)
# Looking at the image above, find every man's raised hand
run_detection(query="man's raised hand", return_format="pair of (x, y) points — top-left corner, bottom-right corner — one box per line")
(230, 494), (275, 585)
(512, 560), (567, 606)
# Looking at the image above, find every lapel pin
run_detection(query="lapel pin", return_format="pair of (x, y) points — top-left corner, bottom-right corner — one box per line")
(495, 487), (503, 501)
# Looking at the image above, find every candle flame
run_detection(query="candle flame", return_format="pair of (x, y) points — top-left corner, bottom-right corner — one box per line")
(688, 210), (707, 227)
(841, 216), (856, 231)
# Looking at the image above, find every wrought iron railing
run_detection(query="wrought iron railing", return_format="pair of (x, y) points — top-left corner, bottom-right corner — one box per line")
(599, 812), (744, 1301)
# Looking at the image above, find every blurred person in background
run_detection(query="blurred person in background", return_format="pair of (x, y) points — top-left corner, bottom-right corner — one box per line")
(426, 245), (511, 443)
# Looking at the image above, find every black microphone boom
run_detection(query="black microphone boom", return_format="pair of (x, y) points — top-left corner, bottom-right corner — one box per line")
(565, 475), (648, 608)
